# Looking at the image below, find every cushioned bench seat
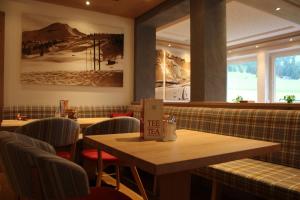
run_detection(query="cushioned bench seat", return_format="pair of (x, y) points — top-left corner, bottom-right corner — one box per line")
(129, 105), (300, 199)
(195, 158), (300, 200)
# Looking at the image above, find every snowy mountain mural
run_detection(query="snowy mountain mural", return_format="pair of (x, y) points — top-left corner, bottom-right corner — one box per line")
(21, 14), (124, 87)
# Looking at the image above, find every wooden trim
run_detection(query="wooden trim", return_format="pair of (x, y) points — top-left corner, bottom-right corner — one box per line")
(131, 101), (300, 110)
(0, 12), (4, 124)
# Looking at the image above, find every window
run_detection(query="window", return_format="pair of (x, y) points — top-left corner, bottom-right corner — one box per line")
(227, 59), (258, 102)
(272, 53), (300, 102)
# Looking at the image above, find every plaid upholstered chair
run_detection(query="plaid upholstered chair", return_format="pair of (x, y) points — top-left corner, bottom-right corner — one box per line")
(15, 117), (80, 161)
(82, 117), (140, 189)
(0, 131), (131, 200)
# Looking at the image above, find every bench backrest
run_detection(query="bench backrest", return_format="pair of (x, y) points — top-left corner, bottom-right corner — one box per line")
(2, 105), (128, 119)
(130, 105), (300, 169)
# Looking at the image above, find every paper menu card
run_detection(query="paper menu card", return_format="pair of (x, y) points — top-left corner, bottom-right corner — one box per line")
(142, 99), (163, 140)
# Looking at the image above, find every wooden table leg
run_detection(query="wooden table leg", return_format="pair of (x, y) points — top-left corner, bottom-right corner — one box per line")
(96, 145), (103, 187)
(130, 166), (148, 200)
(157, 171), (191, 200)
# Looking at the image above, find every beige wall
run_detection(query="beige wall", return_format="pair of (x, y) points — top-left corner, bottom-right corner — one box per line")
(0, 0), (134, 106)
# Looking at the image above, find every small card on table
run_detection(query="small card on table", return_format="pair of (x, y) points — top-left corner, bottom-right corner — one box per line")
(142, 99), (163, 140)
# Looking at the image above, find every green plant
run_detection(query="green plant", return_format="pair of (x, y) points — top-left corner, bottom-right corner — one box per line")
(233, 96), (243, 103)
(283, 95), (296, 103)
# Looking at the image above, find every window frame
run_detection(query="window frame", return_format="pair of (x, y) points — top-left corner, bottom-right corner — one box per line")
(227, 55), (258, 102)
(269, 48), (300, 102)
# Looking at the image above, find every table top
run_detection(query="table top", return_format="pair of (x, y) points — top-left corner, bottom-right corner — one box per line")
(85, 129), (280, 175)
(0, 118), (109, 128)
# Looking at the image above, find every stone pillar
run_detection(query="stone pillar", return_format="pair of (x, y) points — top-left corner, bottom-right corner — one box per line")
(190, 0), (227, 101)
(134, 24), (156, 101)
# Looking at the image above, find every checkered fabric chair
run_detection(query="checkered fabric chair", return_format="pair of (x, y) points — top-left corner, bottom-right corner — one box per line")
(0, 131), (131, 200)
(82, 117), (140, 190)
(15, 117), (80, 161)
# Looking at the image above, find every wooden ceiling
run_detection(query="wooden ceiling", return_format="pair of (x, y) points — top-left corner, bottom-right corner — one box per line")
(34, 0), (167, 18)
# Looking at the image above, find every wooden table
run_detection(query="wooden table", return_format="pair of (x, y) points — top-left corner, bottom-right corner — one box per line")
(84, 129), (280, 200)
(0, 118), (109, 131)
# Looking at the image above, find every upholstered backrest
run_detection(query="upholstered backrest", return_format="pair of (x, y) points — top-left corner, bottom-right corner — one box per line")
(2, 105), (129, 120)
(84, 117), (140, 135)
(0, 132), (89, 200)
(129, 105), (300, 169)
(2, 105), (57, 120)
(15, 117), (80, 147)
(0, 131), (56, 154)
(205, 108), (300, 169)
(76, 105), (129, 118)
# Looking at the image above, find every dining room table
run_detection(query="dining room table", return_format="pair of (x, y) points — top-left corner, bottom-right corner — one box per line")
(84, 129), (281, 200)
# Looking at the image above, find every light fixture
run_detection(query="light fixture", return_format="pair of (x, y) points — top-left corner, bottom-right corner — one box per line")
(289, 38), (294, 42)
(168, 43), (172, 47)
(255, 45), (259, 48)
(85, 1), (90, 6)
(275, 7), (281, 11)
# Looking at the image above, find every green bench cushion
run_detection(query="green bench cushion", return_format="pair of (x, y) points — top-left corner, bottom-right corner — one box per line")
(195, 158), (300, 200)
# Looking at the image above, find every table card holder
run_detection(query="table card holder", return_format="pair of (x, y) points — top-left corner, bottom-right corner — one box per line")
(141, 99), (163, 140)
(59, 100), (69, 117)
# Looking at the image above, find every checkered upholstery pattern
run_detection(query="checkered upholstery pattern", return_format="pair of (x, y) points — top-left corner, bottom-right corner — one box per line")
(206, 109), (300, 169)
(129, 105), (300, 169)
(195, 159), (300, 200)
(76, 105), (128, 118)
(127, 105), (300, 199)
(2, 105), (129, 120)
(2, 105), (57, 120)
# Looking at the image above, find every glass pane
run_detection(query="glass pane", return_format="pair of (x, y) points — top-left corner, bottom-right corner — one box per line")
(227, 61), (257, 102)
(274, 54), (300, 102)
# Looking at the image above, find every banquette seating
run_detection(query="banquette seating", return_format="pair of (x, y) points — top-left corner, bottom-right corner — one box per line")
(2, 105), (129, 120)
(129, 105), (300, 200)
(1, 104), (300, 199)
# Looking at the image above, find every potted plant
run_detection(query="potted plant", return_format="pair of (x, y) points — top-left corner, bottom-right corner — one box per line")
(233, 96), (243, 103)
(283, 95), (296, 103)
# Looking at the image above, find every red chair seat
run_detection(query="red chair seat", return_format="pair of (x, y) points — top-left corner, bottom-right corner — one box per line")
(71, 187), (131, 200)
(57, 151), (71, 160)
(81, 149), (118, 162)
